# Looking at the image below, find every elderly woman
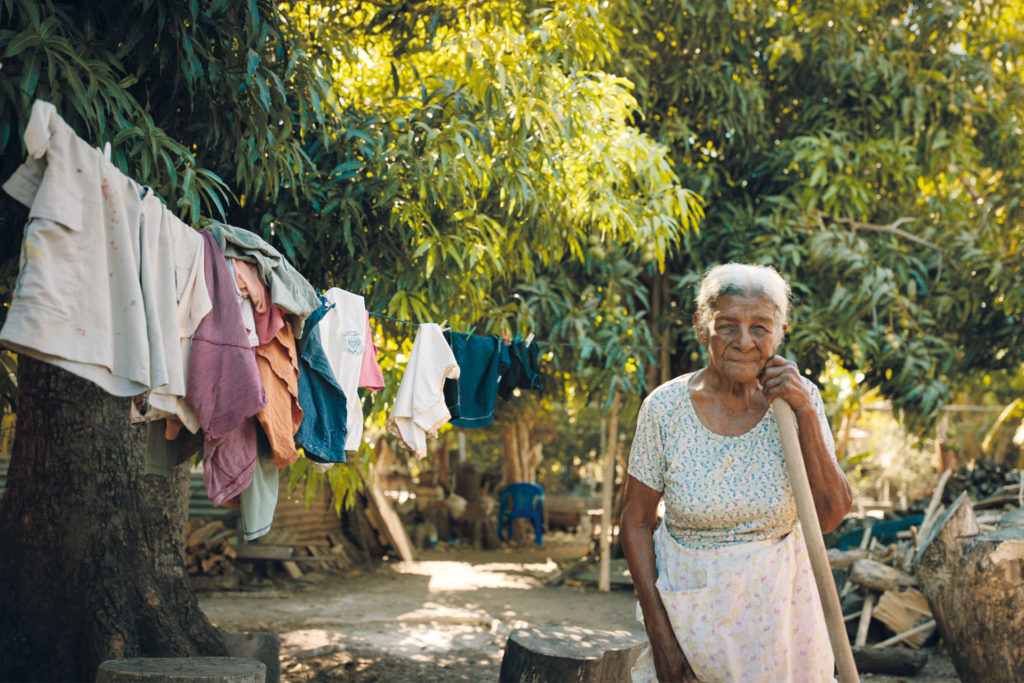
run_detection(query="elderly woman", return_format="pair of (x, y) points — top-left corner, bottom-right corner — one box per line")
(621, 263), (852, 682)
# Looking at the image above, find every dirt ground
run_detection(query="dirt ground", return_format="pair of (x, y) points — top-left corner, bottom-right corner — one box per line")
(198, 534), (960, 682)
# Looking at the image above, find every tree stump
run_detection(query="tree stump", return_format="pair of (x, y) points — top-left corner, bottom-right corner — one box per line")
(96, 657), (265, 682)
(499, 626), (645, 682)
(915, 492), (1024, 682)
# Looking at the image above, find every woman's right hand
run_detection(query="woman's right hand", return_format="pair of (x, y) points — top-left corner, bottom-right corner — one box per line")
(652, 636), (699, 682)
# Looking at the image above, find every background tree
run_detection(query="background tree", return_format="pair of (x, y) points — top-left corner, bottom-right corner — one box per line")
(611, 0), (1024, 431)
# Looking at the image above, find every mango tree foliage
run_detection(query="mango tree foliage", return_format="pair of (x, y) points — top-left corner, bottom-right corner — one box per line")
(0, 0), (333, 235)
(277, 3), (701, 331)
(0, 1), (703, 495)
(611, 0), (1024, 430)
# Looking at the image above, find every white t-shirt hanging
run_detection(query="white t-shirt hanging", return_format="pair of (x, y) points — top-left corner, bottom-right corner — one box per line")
(386, 323), (460, 459)
(319, 287), (368, 451)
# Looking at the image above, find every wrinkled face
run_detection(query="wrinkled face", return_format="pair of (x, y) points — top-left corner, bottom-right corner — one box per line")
(697, 293), (784, 383)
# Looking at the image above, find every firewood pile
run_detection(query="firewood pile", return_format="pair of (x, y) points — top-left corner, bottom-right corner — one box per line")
(831, 467), (1024, 679)
(185, 520), (237, 578)
(185, 519), (360, 590)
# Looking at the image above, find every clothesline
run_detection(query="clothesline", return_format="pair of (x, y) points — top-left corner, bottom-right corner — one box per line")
(368, 310), (679, 352)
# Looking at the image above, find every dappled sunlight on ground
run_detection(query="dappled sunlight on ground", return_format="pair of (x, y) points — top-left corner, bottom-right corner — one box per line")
(200, 539), (641, 681)
(392, 558), (560, 591)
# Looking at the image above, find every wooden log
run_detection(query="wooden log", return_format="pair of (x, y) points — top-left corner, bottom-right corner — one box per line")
(499, 626), (645, 683)
(827, 547), (869, 569)
(915, 492), (1024, 682)
(872, 588), (932, 648)
(186, 521), (226, 548)
(849, 559), (917, 592)
(850, 647), (928, 676)
(96, 657), (265, 682)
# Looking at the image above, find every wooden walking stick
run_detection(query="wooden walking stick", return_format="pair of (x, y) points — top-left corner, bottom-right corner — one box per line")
(772, 398), (860, 683)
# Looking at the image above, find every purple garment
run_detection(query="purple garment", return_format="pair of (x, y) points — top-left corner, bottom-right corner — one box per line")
(188, 231), (267, 505)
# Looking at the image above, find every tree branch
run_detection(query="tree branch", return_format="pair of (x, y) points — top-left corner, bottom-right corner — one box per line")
(811, 210), (940, 251)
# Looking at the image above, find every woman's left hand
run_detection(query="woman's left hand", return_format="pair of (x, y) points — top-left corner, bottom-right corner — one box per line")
(759, 355), (814, 415)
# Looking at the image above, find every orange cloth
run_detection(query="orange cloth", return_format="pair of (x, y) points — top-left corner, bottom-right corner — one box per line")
(255, 319), (303, 467)
(232, 258), (267, 313)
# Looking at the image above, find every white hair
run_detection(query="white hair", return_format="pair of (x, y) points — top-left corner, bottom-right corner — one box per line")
(694, 263), (791, 341)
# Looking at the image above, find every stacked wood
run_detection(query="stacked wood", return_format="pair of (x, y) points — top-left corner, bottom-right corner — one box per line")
(185, 520), (236, 577)
(829, 466), (1024, 678)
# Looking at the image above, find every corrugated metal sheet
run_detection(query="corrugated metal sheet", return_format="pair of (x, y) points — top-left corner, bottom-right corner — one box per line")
(189, 470), (240, 522)
(272, 484), (344, 543)
(189, 469), (342, 543)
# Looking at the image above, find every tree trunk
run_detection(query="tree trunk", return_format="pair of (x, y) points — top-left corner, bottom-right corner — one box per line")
(598, 391), (621, 593)
(499, 409), (544, 544)
(0, 358), (226, 681)
(915, 492), (1024, 682)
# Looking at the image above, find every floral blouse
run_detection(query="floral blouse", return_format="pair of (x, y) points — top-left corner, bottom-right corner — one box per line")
(627, 372), (838, 550)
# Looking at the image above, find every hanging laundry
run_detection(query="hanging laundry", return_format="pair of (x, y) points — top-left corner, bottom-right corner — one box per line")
(206, 222), (321, 338)
(233, 258), (284, 345)
(497, 337), (544, 400)
(295, 295), (349, 463)
(255, 318), (303, 468)
(443, 332), (509, 428)
(0, 100), (206, 400)
(131, 206), (212, 431)
(387, 323), (460, 459)
(240, 434), (279, 542)
(189, 231), (267, 506)
(360, 313), (386, 391)
(230, 260), (261, 348)
(319, 288), (373, 451)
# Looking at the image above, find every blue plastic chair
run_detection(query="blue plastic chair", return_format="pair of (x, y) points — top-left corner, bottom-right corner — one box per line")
(498, 482), (545, 546)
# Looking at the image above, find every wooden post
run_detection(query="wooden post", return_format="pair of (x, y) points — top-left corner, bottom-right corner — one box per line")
(598, 391), (621, 593)
(772, 398), (860, 683)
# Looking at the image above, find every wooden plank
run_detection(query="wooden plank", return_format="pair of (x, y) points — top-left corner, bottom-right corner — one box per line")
(873, 619), (936, 648)
(232, 544), (294, 561)
(281, 560), (303, 580)
(827, 547), (868, 569)
(855, 593), (876, 647)
(360, 469), (415, 562)
(873, 588), (932, 648)
(849, 559), (917, 592)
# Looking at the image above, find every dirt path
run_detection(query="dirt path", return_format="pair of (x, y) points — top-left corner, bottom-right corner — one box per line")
(200, 537), (641, 681)
(199, 537), (960, 682)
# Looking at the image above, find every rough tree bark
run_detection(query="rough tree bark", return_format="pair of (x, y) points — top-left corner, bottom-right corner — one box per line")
(0, 358), (226, 681)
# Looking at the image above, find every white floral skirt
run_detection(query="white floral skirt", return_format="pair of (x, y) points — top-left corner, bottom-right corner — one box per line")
(631, 523), (834, 682)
